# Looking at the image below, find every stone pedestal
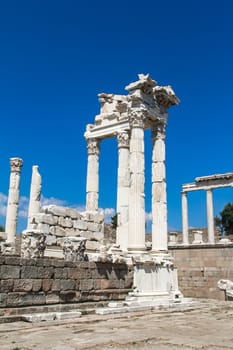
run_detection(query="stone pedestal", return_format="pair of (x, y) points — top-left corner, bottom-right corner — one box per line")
(5, 158), (23, 246)
(21, 229), (46, 258)
(168, 232), (178, 246)
(86, 138), (100, 212)
(62, 236), (87, 262)
(192, 230), (204, 244)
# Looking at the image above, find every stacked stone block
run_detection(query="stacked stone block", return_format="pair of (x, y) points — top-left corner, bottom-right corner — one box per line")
(33, 205), (104, 251)
(0, 256), (133, 308)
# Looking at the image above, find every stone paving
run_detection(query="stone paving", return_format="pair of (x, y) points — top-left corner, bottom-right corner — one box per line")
(1, 299), (233, 349)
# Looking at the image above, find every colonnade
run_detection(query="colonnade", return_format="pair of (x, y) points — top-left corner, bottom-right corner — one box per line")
(85, 117), (168, 253)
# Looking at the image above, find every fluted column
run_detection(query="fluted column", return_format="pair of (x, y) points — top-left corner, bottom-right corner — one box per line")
(116, 131), (130, 251)
(128, 112), (145, 251)
(27, 165), (42, 229)
(181, 191), (189, 244)
(5, 157), (23, 244)
(151, 121), (168, 252)
(206, 189), (215, 244)
(86, 138), (100, 212)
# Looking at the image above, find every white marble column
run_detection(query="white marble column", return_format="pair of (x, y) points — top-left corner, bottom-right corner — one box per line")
(27, 165), (42, 229)
(181, 191), (189, 245)
(116, 131), (130, 251)
(128, 112), (146, 252)
(206, 189), (215, 244)
(86, 138), (100, 212)
(5, 157), (23, 244)
(151, 121), (168, 252)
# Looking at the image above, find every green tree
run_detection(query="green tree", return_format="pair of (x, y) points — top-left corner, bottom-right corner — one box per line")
(220, 203), (233, 235)
(111, 214), (118, 229)
(0, 225), (4, 232)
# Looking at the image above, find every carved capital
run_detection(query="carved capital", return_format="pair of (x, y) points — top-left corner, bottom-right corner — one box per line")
(129, 111), (145, 129)
(87, 138), (100, 156)
(117, 131), (130, 148)
(151, 121), (166, 142)
(10, 158), (23, 173)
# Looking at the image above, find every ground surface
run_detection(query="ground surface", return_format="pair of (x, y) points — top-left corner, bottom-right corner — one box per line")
(1, 299), (233, 350)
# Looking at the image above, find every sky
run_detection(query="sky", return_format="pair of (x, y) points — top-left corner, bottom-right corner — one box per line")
(0, 0), (233, 233)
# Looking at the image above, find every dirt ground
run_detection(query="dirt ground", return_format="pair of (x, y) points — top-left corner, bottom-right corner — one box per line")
(1, 299), (233, 350)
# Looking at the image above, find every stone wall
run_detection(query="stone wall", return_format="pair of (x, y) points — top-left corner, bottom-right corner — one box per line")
(0, 255), (133, 308)
(32, 205), (105, 252)
(170, 245), (233, 300)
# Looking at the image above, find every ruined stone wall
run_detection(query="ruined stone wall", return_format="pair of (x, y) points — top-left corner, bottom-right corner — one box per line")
(33, 205), (105, 252)
(0, 255), (133, 308)
(170, 245), (233, 300)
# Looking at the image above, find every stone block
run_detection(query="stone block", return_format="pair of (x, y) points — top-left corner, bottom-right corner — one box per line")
(56, 311), (82, 320)
(46, 292), (60, 304)
(22, 312), (56, 322)
(44, 205), (67, 217)
(54, 268), (68, 279)
(67, 268), (81, 280)
(45, 234), (57, 246)
(51, 259), (65, 268)
(4, 256), (21, 266)
(82, 230), (104, 242)
(0, 293), (7, 307)
(59, 217), (73, 228)
(86, 240), (101, 251)
(50, 226), (66, 237)
(37, 223), (50, 234)
(0, 265), (20, 279)
(93, 213), (104, 224)
(32, 280), (42, 292)
(60, 279), (76, 291)
(73, 220), (88, 230)
(42, 279), (53, 292)
(0, 279), (14, 292)
(38, 267), (54, 279)
(7, 292), (46, 307)
(87, 222), (100, 232)
(13, 279), (33, 292)
(79, 279), (94, 291)
(37, 213), (58, 225)
(51, 279), (61, 291)
(59, 291), (77, 303)
(21, 266), (38, 279)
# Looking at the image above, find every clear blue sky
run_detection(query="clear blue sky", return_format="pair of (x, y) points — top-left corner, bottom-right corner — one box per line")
(0, 0), (233, 233)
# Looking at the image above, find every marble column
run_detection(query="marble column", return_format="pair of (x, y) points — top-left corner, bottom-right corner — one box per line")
(27, 165), (42, 229)
(151, 121), (168, 252)
(206, 189), (215, 244)
(86, 138), (100, 212)
(181, 191), (189, 245)
(128, 112), (146, 251)
(116, 131), (130, 251)
(5, 157), (23, 244)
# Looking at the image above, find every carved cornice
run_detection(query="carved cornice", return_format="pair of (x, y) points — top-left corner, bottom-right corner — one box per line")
(10, 158), (23, 173)
(151, 121), (166, 142)
(129, 111), (146, 129)
(117, 131), (130, 148)
(86, 138), (100, 156)
(153, 85), (180, 110)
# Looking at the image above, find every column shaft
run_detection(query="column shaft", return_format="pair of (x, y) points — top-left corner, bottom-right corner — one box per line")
(116, 132), (130, 251)
(181, 192), (189, 244)
(27, 165), (42, 229)
(206, 189), (215, 244)
(151, 122), (168, 252)
(5, 158), (23, 243)
(86, 139), (100, 212)
(128, 113), (145, 251)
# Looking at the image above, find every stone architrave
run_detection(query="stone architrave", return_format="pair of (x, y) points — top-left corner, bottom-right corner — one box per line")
(86, 138), (100, 212)
(27, 165), (42, 229)
(128, 111), (146, 252)
(21, 229), (46, 258)
(5, 158), (23, 245)
(116, 131), (130, 251)
(62, 236), (87, 262)
(151, 121), (168, 252)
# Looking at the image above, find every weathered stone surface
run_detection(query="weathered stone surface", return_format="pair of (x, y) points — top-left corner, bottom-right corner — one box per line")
(58, 217), (73, 228)
(37, 213), (58, 225)
(0, 265), (20, 279)
(13, 279), (33, 292)
(73, 220), (88, 230)
(50, 226), (66, 237)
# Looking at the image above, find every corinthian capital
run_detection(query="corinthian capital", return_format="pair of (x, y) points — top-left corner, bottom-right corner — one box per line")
(129, 111), (145, 129)
(117, 131), (130, 148)
(10, 158), (23, 173)
(87, 138), (100, 156)
(151, 121), (166, 142)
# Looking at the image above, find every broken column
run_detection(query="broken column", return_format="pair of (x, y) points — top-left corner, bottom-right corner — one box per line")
(116, 131), (130, 251)
(128, 111), (146, 252)
(27, 165), (42, 229)
(5, 157), (23, 245)
(181, 191), (189, 244)
(86, 138), (100, 212)
(151, 121), (168, 252)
